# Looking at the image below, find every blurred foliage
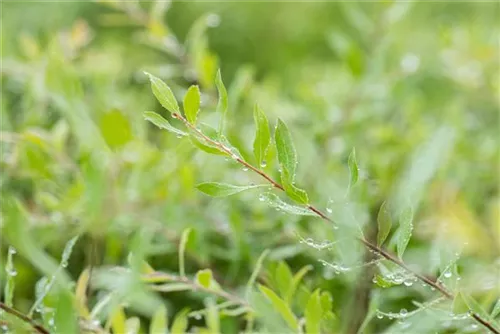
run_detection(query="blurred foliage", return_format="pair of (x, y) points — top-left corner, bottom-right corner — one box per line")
(1, 1), (499, 333)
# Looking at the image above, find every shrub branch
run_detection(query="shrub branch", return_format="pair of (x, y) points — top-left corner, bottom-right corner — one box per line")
(0, 302), (50, 334)
(171, 112), (500, 334)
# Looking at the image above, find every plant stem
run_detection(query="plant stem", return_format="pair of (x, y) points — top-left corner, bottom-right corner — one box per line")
(173, 112), (500, 334)
(145, 271), (251, 309)
(0, 302), (50, 334)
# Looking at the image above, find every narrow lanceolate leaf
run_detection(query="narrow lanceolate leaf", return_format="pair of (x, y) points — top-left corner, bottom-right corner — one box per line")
(377, 201), (392, 246)
(491, 299), (500, 318)
(461, 292), (496, 323)
(143, 111), (187, 136)
(144, 72), (180, 114)
(215, 69), (228, 135)
(275, 119), (297, 180)
(253, 104), (270, 167)
(397, 206), (413, 258)
(196, 182), (265, 197)
(179, 228), (192, 277)
(348, 147), (359, 190)
(183, 85), (201, 124)
(170, 309), (189, 334)
(261, 193), (316, 216)
(195, 269), (213, 288)
(190, 134), (226, 155)
(258, 285), (299, 330)
(281, 169), (309, 204)
(4, 247), (15, 307)
(305, 290), (322, 334)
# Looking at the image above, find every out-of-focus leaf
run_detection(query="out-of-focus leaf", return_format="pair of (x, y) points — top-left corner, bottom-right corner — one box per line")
(258, 285), (298, 330)
(286, 265), (313, 304)
(348, 147), (358, 190)
(275, 118), (297, 180)
(216, 69), (228, 135)
(491, 299), (500, 318)
(183, 85), (201, 124)
(100, 109), (132, 149)
(373, 274), (395, 288)
(145, 72), (180, 114)
(54, 290), (78, 334)
(150, 304), (168, 334)
(253, 104), (271, 167)
(246, 249), (270, 299)
(153, 283), (193, 293)
(179, 228), (192, 277)
(4, 247), (16, 307)
(171, 308), (189, 334)
(196, 182), (265, 197)
(75, 268), (90, 318)
(205, 298), (220, 333)
(195, 269), (213, 289)
(377, 201), (392, 246)
(305, 289), (322, 334)
(275, 262), (293, 300)
(397, 206), (413, 258)
(125, 317), (141, 334)
(461, 292), (496, 325)
(144, 111), (187, 136)
(110, 305), (127, 334)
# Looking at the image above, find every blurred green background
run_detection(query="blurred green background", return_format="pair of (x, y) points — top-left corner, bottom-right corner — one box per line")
(1, 1), (499, 333)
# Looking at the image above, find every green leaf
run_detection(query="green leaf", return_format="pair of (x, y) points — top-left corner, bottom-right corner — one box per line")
(461, 292), (496, 324)
(258, 285), (298, 330)
(377, 201), (392, 246)
(373, 274), (395, 288)
(305, 290), (322, 334)
(189, 134), (226, 155)
(253, 104), (271, 167)
(61, 235), (79, 266)
(143, 111), (187, 136)
(285, 265), (313, 304)
(320, 291), (333, 312)
(183, 85), (201, 124)
(491, 299), (500, 318)
(4, 247), (16, 307)
(246, 249), (270, 299)
(125, 317), (141, 334)
(396, 206), (413, 258)
(100, 109), (132, 149)
(196, 182), (265, 197)
(260, 193), (316, 216)
(215, 69), (228, 135)
(144, 72), (180, 114)
(275, 262), (293, 300)
(179, 228), (192, 277)
(54, 290), (78, 334)
(170, 308), (189, 334)
(281, 169), (309, 204)
(348, 147), (358, 190)
(195, 269), (213, 288)
(275, 119), (297, 180)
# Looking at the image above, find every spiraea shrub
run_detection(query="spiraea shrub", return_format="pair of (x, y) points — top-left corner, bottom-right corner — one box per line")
(1, 1), (499, 333)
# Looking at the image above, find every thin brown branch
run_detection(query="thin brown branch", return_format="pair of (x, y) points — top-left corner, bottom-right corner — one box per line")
(0, 302), (50, 334)
(172, 112), (500, 334)
(145, 271), (251, 309)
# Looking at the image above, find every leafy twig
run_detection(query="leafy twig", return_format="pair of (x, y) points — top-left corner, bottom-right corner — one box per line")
(0, 302), (50, 334)
(170, 111), (499, 334)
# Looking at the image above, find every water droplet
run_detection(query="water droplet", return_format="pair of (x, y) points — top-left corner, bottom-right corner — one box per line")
(258, 194), (265, 202)
(206, 13), (221, 27)
(403, 280), (413, 287)
(400, 308), (408, 317)
(444, 271), (452, 278)
(242, 167), (249, 172)
(376, 312), (384, 319)
(8, 247), (16, 255)
(176, 134), (182, 139)
(456, 276), (462, 281)
(430, 287), (436, 291)
(194, 313), (202, 320)
(260, 160), (267, 168)
(48, 318), (55, 326)
(249, 182), (255, 186)
(61, 260), (68, 268)
(326, 207), (332, 214)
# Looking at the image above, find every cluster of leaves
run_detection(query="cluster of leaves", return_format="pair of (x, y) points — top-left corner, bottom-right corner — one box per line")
(1, 1), (499, 333)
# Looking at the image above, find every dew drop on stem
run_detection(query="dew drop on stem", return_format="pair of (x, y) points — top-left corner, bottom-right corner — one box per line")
(260, 160), (267, 168)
